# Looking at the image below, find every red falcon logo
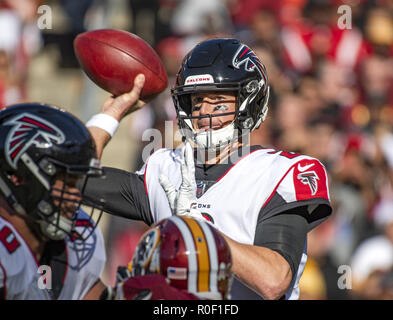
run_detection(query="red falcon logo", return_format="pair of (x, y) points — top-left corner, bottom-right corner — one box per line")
(293, 160), (329, 201)
(232, 44), (267, 83)
(4, 113), (65, 169)
(297, 171), (319, 196)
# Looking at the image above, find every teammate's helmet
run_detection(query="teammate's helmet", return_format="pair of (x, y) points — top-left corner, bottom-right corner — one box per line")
(171, 38), (269, 149)
(129, 216), (233, 300)
(0, 103), (104, 241)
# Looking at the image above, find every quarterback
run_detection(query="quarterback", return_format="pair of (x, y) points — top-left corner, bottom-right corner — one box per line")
(85, 38), (332, 299)
(0, 104), (106, 299)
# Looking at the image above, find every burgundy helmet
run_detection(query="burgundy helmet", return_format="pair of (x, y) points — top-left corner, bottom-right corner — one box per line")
(129, 216), (233, 300)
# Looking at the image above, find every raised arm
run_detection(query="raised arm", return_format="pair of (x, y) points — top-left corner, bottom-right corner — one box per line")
(87, 74), (146, 159)
(221, 234), (292, 300)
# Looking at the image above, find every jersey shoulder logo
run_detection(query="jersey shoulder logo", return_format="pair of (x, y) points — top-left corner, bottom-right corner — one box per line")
(297, 171), (319, 195)
(4, 113), (65, 169)
(292, 159), (329, 201)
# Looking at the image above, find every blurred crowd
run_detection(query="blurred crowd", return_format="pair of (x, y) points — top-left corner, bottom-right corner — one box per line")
(1, 0), (393, 299)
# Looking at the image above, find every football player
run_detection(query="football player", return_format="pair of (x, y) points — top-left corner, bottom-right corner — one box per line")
(0, 103), (107, 299)
(101, 215), (232, 300)
(85, 38), (332, 299)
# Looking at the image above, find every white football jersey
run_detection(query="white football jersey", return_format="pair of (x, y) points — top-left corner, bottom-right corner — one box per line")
(138, 147), (331, 299)
(0, 210), (106, 300)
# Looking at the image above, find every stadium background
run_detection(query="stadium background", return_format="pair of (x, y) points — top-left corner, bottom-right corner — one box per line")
(1, 0), (393, 299)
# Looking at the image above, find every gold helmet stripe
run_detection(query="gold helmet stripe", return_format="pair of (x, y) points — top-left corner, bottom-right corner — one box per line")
(170, 216), (198, 292)
(197, 219), (218, 292)
(181, 217), (210, 292)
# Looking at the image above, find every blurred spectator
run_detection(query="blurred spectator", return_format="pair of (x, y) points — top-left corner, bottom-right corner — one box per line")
(364, 7), (393, 57)
(302, 213), (350, 300)
(0, 49), (21, 109)
(318, 61), (358, 110)
(350, 198), (393, 299)
(304, 117), (343, 171)
(228, 0), (280, 30)
(328, 133), (379, 266)
(296, 76), (343, 131)
(129, 0), (177, 47)
(376, 125), (393, 170)
(299, 258), (327, 300)
(171, 0), (233, 37)
(359, 54), (393, 122)
(253, 44), (293, 99)
(103, 219), (148, 286)
(273, 93), (309, 152)
(242, 7), (282, 60)
(0, 0), (42, 108)
(281, 0), (370, 78)
(60, 0), (95, 33)
(42, 0), (96, 68)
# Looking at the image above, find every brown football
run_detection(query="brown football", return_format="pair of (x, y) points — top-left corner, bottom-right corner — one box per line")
(74, 29), (168, 101)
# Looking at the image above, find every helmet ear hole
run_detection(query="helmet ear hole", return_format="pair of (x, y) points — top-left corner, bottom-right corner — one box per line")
(245, 80), (260, 94)
(39, 159), (57, 176)
(241, 117), (254, 130)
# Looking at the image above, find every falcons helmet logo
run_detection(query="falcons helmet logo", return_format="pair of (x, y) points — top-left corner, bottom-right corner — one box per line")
(232, 44), (267, 82)
(4, 112), (65, 169)
(297, 171), (319, 196)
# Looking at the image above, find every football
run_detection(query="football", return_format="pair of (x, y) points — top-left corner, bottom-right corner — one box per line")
(74, 29), (168, 101)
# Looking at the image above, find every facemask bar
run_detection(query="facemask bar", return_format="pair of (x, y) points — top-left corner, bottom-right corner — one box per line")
(177, 112), (241, 150)
(173, 78), (266, 149)
(47, 169), (105, 242)
(129, 228), (161, 276)
(171, 82), (242, 115)
(22, 155), (104, 241)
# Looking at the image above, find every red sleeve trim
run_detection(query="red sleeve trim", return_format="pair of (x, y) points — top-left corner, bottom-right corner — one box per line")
(0, 217), (39, 267)
(143, 158), (150, 197)
(216, 149), (261, 182)
(262, 163), (295, 208)
(262, 158), (329, 208)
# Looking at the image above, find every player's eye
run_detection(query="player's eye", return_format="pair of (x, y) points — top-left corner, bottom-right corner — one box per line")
(192, 105), (201, 112)
(213, 105), (229, 112)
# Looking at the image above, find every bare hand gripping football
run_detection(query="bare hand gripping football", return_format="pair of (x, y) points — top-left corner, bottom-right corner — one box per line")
(76, 29), (169, 158)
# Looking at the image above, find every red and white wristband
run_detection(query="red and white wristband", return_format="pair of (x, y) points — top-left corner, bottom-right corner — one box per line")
(86, 113), (119, 137)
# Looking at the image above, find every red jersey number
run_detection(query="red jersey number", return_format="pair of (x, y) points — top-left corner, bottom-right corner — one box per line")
(0, 226), (21, 254)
